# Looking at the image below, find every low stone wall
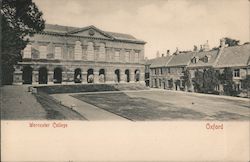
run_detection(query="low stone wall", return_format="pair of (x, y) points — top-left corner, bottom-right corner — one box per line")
(35, 83), (149, 94)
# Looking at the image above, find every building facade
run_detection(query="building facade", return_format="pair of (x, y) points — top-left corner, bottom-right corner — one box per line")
(13, 24), (146, 85)
(146, 39), (250, 96)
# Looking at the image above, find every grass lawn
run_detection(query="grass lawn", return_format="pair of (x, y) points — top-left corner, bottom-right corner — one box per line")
(72, 91), (250, 121)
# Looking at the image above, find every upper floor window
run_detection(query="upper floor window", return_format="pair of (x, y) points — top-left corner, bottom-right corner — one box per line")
(74, 41), (82, 60)
(98, 43), (105, 61)
(55, 47), (62, 59)
(87, 42), (94, 61)
(160, 68), (163, 75)
(39, 46), (47, 59)
(125, 51), (130, 62)
(135, 52), (139, 63)
(23, 44), (32, 58)
(233, 69), (240, 77)
(130, 52), (135, 62)
(115, 51), (120, 62)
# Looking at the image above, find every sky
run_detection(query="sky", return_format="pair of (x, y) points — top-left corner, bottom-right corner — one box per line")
(34, 0), (249, 59)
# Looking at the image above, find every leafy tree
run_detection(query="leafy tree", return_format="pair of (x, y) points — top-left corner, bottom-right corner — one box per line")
(182, 69), (193, 91)
(242, 75), (250, 90)
(203, 68), (220, 93)
(220, 67), (239, 96)
(224, 37), (240, 47)
(192, 70), (204, 92)
(1, 0), (45, 85)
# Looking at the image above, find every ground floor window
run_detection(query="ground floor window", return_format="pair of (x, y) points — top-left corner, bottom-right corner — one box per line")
(87, 69), (94, 83)
(54, 68), (62, 83)
(38, 67), (48, 84)
(74, 68), (82, 83)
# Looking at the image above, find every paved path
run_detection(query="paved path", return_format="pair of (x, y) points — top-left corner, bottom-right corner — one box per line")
(1, 85), (47, 120)
(51, 93), (128, 121)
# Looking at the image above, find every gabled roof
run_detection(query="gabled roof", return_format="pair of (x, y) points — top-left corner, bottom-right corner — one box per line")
(149, 55), (173, 68)
(43, 24), (145, 43)
(167, 52), (196, 67)
(215, 44), (250, 68)
(188, 49), (220, 68)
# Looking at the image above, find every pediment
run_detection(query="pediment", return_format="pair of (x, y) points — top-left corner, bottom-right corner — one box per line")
(68, 26), (114, 39)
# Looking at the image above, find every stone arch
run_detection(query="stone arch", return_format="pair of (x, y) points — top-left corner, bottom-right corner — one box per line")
(38, 67), (48, 84)
(22, 66), (33, 84)
(74, 68), (82, 83)
(115, 69), (120, 83)
(135, 69), (140, 82)
(53, 67), (62, 84)
(125, 69), (130, 82)
(87, 68), (94, 83)
(99, 69), (105, 83)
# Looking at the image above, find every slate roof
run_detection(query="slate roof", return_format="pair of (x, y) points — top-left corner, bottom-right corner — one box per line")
(149, 56), (173, 68)
(215, 44), (250, 68)
(43, 24), (144, 43)
(188, 49), (220, 68)
(167, 52), (196, 67)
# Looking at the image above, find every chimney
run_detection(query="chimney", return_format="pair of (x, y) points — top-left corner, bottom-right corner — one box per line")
(162, 53), (165, 57)
(220, 38), (226, 48)
(156, 51), (160, 58)
(193, 45), (198, 52)
(167, 50), (170, 56)
(175, 47), (179, 54)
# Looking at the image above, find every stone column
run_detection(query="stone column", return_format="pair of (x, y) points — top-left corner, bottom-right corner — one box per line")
(48, 71), (54, 85)
(106, 71), (115, 83)
(120, 69), (126, 83)
(82, 71), (87, 83)
(130, 71), (135, 83)
(94, 71), (99, 83)
(32, 71), (39, 85)
(140, 72), (145, 84)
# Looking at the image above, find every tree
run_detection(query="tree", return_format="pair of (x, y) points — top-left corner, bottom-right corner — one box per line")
(1, 0), (45, 85)
(203, 68), (220, 93)
(220, 67), (239, 96)
(192, 70), (204, 92)
(224, 37), (240, 47)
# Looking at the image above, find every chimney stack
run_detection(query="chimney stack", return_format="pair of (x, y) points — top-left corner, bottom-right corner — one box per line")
(220, 38), (226, 48)
(167, 50), (170, 56)
(156, 51), (160, 58)
(162, 53), (165, 57)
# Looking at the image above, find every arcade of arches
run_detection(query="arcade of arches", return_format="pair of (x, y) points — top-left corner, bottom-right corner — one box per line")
(19, 65), (144, 84)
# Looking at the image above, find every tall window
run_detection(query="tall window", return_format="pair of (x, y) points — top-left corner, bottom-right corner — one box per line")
(98, 43), (105, 61)
(54, 47), (62, 59)
(87, 42), (94, 61)
(39, 46), (47, 59)
(23, 44), (32, 58)
(135, 52), (139, 63)
(125, 51), (130, 62)
(74, 41), (82, 60)
(130, 52), (135, 62)
(115, 51), (120, 62)
(234, 69), (240, 77)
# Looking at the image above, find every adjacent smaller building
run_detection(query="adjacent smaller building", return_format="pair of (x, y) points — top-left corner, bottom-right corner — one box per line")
(146, 39), (250, 96)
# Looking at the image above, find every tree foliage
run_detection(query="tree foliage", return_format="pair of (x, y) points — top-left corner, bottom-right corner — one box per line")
(1, 0), (45, 85)
(224, 37), (240, 47)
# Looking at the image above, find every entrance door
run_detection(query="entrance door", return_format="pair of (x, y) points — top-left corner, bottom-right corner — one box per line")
(39, 67), (48, 84)
(22, 66), (32, 84)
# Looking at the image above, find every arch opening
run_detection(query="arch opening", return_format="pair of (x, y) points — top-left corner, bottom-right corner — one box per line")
(135, 69), (140, 82)
(38, 67), (48, 84)
(125, 69), (130, 82)
(115, 69), (120, 83)
(53, 67), (62, 84)
(22, 66), (33, 84)
(87, 68), (94, 83)
(74, 68), (82, 83)
(99, 69), (105, 83)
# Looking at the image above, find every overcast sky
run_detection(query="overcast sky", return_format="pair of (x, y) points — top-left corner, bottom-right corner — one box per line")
(34, 0), (249, 59)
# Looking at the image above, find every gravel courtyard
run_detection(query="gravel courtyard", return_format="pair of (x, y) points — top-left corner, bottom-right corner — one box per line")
(72, 90), (250, 121)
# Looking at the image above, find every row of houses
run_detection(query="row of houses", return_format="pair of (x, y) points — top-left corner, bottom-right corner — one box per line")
(145, 39), (250, 96)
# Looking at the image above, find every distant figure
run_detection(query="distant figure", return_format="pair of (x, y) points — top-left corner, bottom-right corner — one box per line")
(88, 74), (94, 83)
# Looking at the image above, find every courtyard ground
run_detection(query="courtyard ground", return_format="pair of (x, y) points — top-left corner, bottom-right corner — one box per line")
(1, 85), (249, 120)
(71, 90), (250, 121)
(1, 86), (85, 120)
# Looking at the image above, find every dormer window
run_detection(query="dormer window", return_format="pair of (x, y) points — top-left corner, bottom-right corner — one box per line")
(191, 57), (199, 63)
(204, 55), (211, 63)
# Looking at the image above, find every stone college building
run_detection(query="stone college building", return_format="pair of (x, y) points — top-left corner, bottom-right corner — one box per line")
(13, 24), (146, 85)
